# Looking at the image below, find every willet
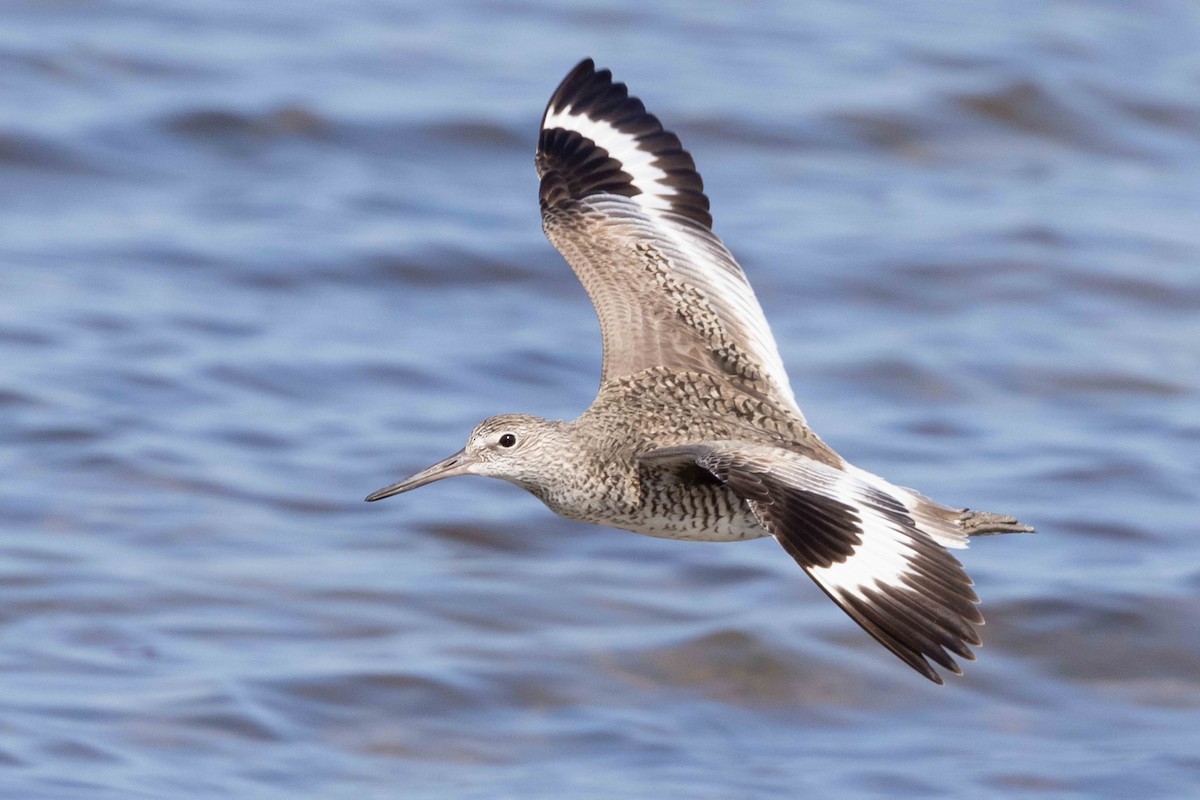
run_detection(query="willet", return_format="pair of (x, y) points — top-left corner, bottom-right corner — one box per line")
(368, 59), (1033, 684)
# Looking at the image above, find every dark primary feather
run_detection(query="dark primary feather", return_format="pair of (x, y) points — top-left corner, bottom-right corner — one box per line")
(537, 58), (712, 228)
(538, 128), (637, 209)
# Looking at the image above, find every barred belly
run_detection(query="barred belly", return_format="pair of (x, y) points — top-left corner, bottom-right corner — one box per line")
(600, 481), (768, 542)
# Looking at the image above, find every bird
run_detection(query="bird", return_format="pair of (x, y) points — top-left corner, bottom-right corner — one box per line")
(367, 59), (1033, 684)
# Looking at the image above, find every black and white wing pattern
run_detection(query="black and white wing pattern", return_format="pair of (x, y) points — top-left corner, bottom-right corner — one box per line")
(642, 441), (982, 684)
(536, 59), (803, 417)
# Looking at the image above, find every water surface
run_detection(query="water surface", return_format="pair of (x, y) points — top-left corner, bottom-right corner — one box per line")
(3, 1), (1200, 797)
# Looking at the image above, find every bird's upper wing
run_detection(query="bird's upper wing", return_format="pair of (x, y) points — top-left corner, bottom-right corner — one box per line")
(536, 59), (802, 417)
(641, 441), (981, 684)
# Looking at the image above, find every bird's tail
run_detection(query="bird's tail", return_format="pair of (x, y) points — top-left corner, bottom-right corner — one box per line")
(958, 509), (1035, 537)
(845, 465), (1035, 546)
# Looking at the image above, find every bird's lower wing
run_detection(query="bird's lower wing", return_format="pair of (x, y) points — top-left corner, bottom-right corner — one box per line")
(641, 441), (982, 684)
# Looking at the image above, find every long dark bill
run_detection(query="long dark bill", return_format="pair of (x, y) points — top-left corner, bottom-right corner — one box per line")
(365, 449), (474, 502)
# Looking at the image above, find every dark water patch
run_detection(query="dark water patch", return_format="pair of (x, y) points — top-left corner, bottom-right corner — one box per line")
(332, 117), (525, 162)
(231, 244), (559, 297)
(162, 106), (330, 143)
(308, 586), (416, 611)
(263, 493), (351, 516)
(894, 258), (1045, 290)
(609, 628), (867, 710)
(36, 737), (124, 766)
(856, 771), (943, 796)
(0, 47), (80, 82)
(203, 362), (330, 402)
(1059, 268), (1200, 312)
(264, 669), (479, 717)
(685, 115), (815, 150)
(4, 634), (158, 677)
(1032, 452), (1176, 498)
(826, 358), (962, 403)
(60, 365), (213, 413)
(118, 245), (226, 273)
(210, 426), (293, 453)
(108, 336), (190, 363)
(427, 522), (544, 555)
(831, 110), (933, 158)
(110, 458), (356, 515)
(0, 387), (38, 408)
(18, 425), (103, 446)
(364, 249), (541, 287)
(71, 311), (137, 336)
(841, 257), (1047, 314)
(73, 451), (150, 478)
(0, 323), (57, 347)
(1041, 455), (1171, 489)
(1054, 519), (1160, 544)
(0, 570), (65, 591)
(1171, 754), (1200, 774)
(74, 47), (215, 82)
(0, 36), (218, 82)
(987, 223), (1071, 250)
(151, 687), (288, 744)
(346, 190), (414, 216)
(990, 595), (1200, 697)
(949, 79), (1136, 156)
(168, 314), (259, 340)
(473, 663), (584, 712)
(901, 417), (982, 440)
(904, 46), (1008, 72)
(0, 132), (95, 174)
(39, 621), (161, 667)
(0, 544), (86, 567)
(225, 264), (311, 292)
(473, 345), (585, 390)
(675, 561), (775, 588)
(416, 119), (524, 150)
(1019, 368), (1190, 400)
(1104, 91), (1200, 141)
(61, 455), (313, 513)
(984, 772), (1076, 793)
(345, 725), (506, 764)
(352, 360), (441, 390)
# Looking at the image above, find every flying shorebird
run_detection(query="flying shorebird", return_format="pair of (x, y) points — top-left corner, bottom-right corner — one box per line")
(367, 59), (1033, 684)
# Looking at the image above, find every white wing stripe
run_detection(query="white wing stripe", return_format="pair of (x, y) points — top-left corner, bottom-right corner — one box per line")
(845, 464), (968, 550)
(542, 108), (674, 213)
(808, 503), (913, 601)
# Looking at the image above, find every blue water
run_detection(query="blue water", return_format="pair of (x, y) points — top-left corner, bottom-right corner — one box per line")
(3, 2), (1200, 797)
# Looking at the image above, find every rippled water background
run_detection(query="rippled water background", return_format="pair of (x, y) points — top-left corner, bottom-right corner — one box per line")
(4, 2), (1200, 797)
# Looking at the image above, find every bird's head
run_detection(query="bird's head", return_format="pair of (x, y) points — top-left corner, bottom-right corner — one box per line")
(365, 414), (568, 501)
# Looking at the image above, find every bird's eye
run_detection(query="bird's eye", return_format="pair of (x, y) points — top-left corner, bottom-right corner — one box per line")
(499, 433), (517, 448)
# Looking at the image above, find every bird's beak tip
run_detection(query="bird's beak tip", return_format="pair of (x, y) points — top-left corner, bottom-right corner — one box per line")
(364, 483), (404, 502)
(365, 449), (473, 504)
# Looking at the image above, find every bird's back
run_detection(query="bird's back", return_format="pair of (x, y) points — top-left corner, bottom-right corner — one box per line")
(546, 367), (836, 542)
(582, 366), (835, 465)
